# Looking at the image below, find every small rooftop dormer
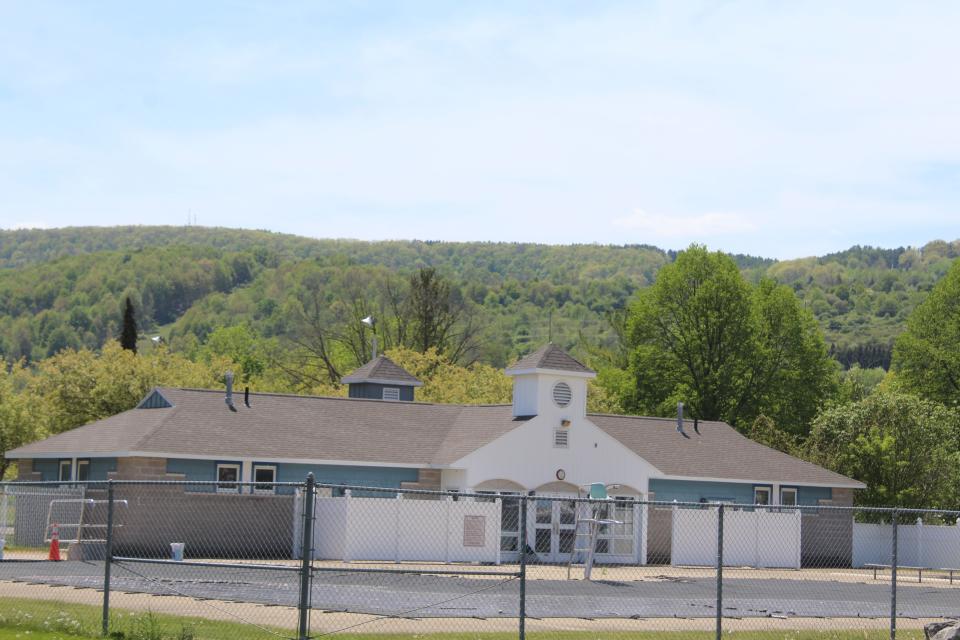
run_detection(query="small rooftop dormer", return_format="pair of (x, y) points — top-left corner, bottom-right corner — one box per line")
(341, 355), (423, 402)
(505, 343), (596, 418)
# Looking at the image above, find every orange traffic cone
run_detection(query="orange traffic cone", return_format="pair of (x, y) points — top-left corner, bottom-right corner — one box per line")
(48, 523), (61, 561)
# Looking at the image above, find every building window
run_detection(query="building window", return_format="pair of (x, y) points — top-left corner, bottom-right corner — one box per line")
(59, 460), (72, 482)
(553, 428), (569, 448)
(77, 460), (90, 482)
(754, 486), (771, 505)
(780, 487), (798, 507)
(216, 463), (241, 493)
(253, 465), (277, 494)
(382, 387), (400, 401)
(552, 382), (572, 407)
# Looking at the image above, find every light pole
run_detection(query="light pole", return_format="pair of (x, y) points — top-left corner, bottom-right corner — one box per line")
(361, 316), (377, 360)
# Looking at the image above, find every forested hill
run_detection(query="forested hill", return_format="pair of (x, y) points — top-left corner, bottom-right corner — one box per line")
(1, 226), (957, 369)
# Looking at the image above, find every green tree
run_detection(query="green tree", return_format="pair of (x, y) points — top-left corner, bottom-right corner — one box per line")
(120, 297), (138, 354)
(624, 245), (835, 434)
(0, 362), (41, 479)
(892, 258), (960, 407)
(806, 391), (960, 509)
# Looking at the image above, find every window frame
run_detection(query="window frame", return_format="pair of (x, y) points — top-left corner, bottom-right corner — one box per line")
(780, 487), (798, 507)
(753, 485), (772, 506)
(59, 459), (73, 483)
(252, 464), (277, 494)
(76, 459), (91, 482)
(216, 463), (242, 494)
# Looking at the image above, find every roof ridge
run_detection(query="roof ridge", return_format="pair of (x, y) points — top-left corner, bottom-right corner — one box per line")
(587, 412), (725, 423)
(156, 386), (511, 408)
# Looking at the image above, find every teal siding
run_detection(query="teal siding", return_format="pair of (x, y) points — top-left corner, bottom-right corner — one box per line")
(650, 479), (755, 504)
(33, 459), (59, 481)
(165, 458), (418, 495)
(276, 463), (419, 495)
(138, 390), (173, 408)
(650, 479), (834, 506)
(787, 485), (832, 506)
(86, 458), (117, 480)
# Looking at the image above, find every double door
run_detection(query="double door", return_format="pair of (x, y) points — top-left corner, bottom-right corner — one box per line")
(530, 493), (640, 564)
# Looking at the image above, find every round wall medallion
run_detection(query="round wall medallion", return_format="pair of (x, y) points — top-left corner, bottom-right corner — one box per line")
(552, 381), (572, 407)
(556, 469), (566, 481)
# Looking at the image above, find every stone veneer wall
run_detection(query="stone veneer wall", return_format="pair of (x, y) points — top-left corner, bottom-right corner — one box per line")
(400, 468), (442, 492)
(16, 459), (42, 481)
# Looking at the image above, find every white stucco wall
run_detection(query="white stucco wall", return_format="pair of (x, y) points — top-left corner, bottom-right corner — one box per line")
(448, 398), (658, 494)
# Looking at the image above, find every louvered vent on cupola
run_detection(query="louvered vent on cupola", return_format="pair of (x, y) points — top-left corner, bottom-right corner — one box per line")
(137, 389), (173, 409)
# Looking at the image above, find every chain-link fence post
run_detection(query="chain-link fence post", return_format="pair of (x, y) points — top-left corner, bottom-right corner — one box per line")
(102, 480), (115, 636)
(716, 502), (724, 640)
(890, 508), (898, 640)
(298, 474), (316, 640)
(519, 495), (527, 640)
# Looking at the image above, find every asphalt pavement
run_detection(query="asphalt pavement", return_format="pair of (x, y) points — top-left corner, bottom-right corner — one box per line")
(1, 560), (958, 619)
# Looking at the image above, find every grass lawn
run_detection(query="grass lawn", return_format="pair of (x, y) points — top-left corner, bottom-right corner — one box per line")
(0, 598), (930, 640)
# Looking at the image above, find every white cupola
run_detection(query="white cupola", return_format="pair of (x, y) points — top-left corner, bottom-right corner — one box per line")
(504, 344), (596, 418)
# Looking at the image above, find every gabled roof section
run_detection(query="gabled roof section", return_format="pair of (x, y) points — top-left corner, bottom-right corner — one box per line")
(6, 387), (514, 465)
(506, 343), (595, 376)
(137, 389), (173, 409)
(341, 355), (423, 387)
(588, 413), (866, 489)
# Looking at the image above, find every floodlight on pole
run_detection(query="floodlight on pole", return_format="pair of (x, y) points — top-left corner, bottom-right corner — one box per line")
(361, 316), (377, 360)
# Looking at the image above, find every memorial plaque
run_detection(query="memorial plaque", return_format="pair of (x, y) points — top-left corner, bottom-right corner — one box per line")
(463, 515), (486, 547)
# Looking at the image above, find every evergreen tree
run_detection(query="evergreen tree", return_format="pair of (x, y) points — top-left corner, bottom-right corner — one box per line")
(120, 297), (138, 354)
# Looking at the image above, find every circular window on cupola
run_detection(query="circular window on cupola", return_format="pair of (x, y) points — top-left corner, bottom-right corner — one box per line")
(552, 381), (572, 407)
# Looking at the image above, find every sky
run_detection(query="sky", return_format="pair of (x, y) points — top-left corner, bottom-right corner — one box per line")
(0, 1), (958, 259)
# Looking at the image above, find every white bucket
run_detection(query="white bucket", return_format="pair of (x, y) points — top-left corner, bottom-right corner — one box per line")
(170, 542), (185, 561)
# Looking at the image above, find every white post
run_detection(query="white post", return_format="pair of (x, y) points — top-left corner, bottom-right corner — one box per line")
(495, 497), (502, 566)
(395, 493), (402, 563)
(916, 517), (923, 568)
(444, 495), (452, 564)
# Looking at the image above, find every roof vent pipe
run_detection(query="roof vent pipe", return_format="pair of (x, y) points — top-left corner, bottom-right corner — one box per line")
(244, 386), (250, 408)
(225, 371), (237, 412)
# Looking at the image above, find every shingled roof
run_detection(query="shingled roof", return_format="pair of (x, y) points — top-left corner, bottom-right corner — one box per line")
(8, 388), (508, 465)
(506, 344), (595, 375)
(341, 355), (423, 386)
(588, 413), (865, 489)
(7, 386), (864, 488)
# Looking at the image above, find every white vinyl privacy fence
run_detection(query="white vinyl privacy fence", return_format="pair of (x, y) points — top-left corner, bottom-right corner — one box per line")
(672, 506), (802, 568)
(294, 491), (502, 563)
(854, 520), (960, 569)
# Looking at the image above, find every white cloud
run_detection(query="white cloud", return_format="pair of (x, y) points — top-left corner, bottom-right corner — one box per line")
(613, 209), (757, 238)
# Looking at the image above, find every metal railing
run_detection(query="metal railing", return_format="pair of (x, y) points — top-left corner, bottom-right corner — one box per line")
(1, 477), (958, 640)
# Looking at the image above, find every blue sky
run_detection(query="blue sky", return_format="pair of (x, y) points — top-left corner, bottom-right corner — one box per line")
(1, 1), (957, 259)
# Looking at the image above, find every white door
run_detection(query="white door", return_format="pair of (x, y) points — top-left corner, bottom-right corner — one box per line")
(532, 495), (578, 562)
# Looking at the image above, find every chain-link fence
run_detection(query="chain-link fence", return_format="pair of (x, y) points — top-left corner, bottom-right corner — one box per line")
(2, 477), (959, 640)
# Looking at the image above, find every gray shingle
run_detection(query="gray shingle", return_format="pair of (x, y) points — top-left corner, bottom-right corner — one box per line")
(506, 344), (595, 374)
(8, 387), (864, 489)
(341, 355), (423, 386)
(588, 413), (865, 489)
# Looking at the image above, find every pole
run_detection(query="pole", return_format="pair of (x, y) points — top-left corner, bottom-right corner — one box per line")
(716, 503), (724, 640)
(891, 509), (898, 640)
(298, 474), (316, 640)
(519, 496), (527, 640)
(102, 481), (115, 636)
